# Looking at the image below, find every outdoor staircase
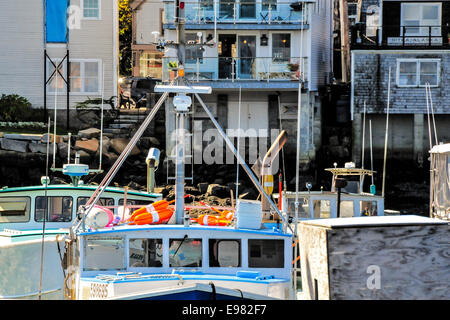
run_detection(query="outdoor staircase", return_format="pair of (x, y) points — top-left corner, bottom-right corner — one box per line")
(104, 108), (148, 137)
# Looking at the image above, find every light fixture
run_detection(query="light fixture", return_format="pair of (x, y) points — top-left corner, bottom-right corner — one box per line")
(260, 34), (268, 46)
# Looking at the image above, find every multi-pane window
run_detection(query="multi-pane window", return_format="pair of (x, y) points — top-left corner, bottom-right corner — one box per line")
(139, 52), (163, 78)
(397, 59), (440, 87)
(262, 0), (277, 11)
(272, 33), (290, 62)
(185, 34), (204, 64)
(129, 239), (163, 267)
(0, 197), (31, 223)
(83, 0), (100, 19)
(248, 239), (284, 268)
(169, 238), (202, 267)
(209, 239), (241, 267)
(35, 196), (73, 222)
(47, 60), (101, 94)
(401, 3), (441, 36)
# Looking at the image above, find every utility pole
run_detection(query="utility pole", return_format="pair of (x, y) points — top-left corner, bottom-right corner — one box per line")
(339, 0), (350, 83)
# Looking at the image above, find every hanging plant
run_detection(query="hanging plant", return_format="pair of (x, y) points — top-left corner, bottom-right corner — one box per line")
(167, 61), (178, 70)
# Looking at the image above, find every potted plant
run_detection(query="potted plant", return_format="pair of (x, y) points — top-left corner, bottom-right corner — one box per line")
(167, 61), (178, 81)
(287, 63), (300, 80)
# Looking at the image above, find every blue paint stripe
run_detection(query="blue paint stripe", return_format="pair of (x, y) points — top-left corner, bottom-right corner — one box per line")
(79, 225), (292, 237)
(0, 185), (160, 198)
(82, 274), (290, 285)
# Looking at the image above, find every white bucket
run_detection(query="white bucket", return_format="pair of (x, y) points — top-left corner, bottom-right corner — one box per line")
(85, 206), (113, 229)
(236, 200), (262, 230)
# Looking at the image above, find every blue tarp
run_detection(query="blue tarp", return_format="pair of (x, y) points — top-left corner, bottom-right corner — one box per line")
(46, 0), (68, 43)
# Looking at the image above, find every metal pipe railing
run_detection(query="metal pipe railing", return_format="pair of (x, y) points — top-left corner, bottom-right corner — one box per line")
(164, 1), (308, 25)
(350, 24), (449, 48)
(162, 56), (308, 82)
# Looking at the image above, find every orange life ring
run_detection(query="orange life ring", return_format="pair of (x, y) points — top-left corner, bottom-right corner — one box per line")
(128, 199), (173, 222)
(131, 208), (174, 225)
(194, 214), (230, 226)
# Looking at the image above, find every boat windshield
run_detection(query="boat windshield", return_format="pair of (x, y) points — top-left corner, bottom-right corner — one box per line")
(129, 238), (163, 267)
(35, 196), (73, 222)
(77, 197), (115, 213)
(0, 197), (31, 223)
(169, 238), (202, 268)
(84, 236), (125, 271)
(248, 239), (284, 268)
(209, 239), (241, 267)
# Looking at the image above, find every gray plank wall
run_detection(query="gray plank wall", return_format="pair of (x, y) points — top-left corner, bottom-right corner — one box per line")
(352, 52), (450, 115)
(326, 225), (450, 299)
(299, 223), (330, 300)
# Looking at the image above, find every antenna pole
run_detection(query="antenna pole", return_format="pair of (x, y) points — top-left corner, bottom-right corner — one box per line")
(235, 86), (242, 212)
(99, 64), (105, 170)
(381, 67), (391, 198)
(67, 132), (71, 164)
(427, 83), (438, 146)
(38, 117), (51, 300)
(52, 71), (58, 168)
(369, 120), (374, 186)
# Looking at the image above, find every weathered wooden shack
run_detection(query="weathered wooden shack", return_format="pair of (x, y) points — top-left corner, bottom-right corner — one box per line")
(299, 215), (449, 300)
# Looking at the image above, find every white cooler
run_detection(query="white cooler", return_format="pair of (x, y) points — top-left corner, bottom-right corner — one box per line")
(236, 200), (263, 229)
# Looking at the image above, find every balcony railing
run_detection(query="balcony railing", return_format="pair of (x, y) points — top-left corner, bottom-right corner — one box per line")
(162, 56), (308, 83)
(351, 25), (450, 49)
(163, 1), (308, 25)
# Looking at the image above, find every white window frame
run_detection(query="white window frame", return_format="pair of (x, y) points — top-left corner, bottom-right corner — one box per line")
(400, 2), (441, 36)
(81, 0), (102, 20)
(47, 59), (102, 95)
(396, 58), (440, 88)
(271, 32), (291, 64)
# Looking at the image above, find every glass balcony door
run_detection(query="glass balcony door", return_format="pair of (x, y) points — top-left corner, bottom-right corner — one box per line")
(240, 0), (256, 19)
(219, 0), (235, 20)
(218, 34), (237, 79)
(238, 35), (256, 79)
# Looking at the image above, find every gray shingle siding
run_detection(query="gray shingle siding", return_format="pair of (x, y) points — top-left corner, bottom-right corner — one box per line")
(352, 51), (450, 115)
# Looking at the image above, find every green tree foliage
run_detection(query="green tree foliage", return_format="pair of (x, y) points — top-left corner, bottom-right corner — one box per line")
(0, 94), (35, 122)
(119, 0), (132, 76)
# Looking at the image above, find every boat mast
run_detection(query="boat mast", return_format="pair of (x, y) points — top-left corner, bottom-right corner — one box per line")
(381, 67), (391, 198)
(174, 0), (186, 224)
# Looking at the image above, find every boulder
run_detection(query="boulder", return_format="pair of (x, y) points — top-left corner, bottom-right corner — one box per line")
(75, 138), (99, 154)
(206, 184), (230, 198)
(77, 150), (91, 163)
(41, 133), (63, 144)
(75, 110), (100, 130)
(197, 182), (209, 194)
(0, 138), (28, 153)
(4, 134), (42, 141)
(95, 136), (111, 157)
(110, 138), (140, 156)
(140, 137), (161, 150)
(102, 151), (118, 166)
(28, 142), (55, 155)
(78, 127), (101, 139)
(58, 142), (69, 159)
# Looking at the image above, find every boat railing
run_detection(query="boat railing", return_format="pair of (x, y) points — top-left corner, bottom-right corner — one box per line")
(95, 272), (185, 285)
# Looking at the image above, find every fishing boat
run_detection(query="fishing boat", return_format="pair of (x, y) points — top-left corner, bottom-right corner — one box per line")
(61, 79), (298, 300)
(0, 155), (162, 300)
(273, 163), (390, 220)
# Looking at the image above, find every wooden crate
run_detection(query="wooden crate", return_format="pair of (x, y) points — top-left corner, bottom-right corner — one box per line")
(299, 215), (449, 300)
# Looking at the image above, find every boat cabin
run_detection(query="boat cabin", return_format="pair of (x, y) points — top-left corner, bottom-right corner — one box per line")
(274, 165), (387, 219)
(0, 183), (161, 233)
(67, 225), (293, 300)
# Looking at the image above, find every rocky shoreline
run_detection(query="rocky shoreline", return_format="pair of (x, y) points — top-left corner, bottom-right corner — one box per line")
(0, 129), (430, 216)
